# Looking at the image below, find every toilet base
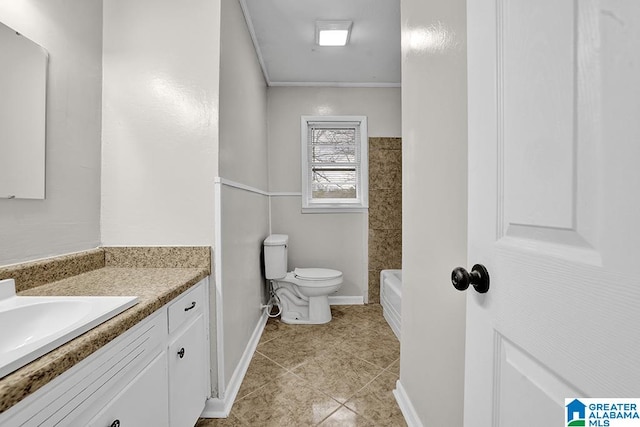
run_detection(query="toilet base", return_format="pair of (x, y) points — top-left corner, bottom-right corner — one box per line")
(274, 285), (333, 324)
(280, 295), (332, 325)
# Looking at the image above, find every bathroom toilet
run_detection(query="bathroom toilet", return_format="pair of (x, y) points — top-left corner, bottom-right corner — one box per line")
(263, 234), (343, 324)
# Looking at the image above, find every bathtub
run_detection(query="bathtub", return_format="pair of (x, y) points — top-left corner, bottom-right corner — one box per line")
(380, 269), (402, 339)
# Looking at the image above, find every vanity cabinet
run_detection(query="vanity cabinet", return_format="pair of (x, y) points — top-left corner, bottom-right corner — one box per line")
(0, 278), (209, 427)
(167, 282), (208, 427)
(88, 352), (169, 427)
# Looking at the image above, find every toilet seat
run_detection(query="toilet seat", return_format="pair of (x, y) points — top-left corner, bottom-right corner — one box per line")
(293, 268), (342, 281)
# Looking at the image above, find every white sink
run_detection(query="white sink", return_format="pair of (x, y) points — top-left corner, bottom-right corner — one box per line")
(0, 278), (138, 379)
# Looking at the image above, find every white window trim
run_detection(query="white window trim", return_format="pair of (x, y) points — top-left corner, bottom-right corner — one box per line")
(300, 115), (368, 213)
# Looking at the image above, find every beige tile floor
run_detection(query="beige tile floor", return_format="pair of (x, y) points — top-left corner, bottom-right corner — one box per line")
(196, 304), (407, 426)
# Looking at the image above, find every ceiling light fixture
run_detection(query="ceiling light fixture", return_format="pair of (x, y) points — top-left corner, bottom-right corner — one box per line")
(315, 20), (353, 47)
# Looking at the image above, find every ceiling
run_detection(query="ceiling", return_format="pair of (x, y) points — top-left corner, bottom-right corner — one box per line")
(240, 0), (401, 87)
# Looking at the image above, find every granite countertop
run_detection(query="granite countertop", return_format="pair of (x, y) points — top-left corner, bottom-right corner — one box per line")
(0, 266), (209, 414)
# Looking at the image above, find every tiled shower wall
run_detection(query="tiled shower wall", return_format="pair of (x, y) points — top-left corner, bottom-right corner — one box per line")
(368, 137), (402, 303)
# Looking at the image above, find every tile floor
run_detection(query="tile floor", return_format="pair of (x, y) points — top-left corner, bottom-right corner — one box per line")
(196, 304), (406, 426)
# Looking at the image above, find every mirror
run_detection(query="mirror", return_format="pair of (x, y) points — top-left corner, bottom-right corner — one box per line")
(0, 21), (48, 199)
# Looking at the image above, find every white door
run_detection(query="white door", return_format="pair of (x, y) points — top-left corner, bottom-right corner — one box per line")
(465, 1), (640, 425)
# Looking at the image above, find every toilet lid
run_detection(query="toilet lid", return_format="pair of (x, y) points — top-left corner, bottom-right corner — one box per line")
(293, 268), (342, 281)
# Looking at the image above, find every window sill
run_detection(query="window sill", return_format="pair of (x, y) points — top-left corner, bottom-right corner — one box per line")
(301, 206), (368, 214)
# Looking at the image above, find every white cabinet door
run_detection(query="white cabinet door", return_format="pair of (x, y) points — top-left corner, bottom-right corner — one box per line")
(169, 314), (207, 427)
(89, 352), (169, 427)
(466, 0), (640, 425)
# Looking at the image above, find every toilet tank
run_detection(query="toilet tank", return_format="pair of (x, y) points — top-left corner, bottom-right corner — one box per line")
(263, 234), (288, 279)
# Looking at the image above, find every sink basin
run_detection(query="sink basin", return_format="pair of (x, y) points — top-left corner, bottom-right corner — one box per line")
(0, 279), (138, 379)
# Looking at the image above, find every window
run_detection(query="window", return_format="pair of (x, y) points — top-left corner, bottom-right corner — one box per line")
(301, 116), (368, 212)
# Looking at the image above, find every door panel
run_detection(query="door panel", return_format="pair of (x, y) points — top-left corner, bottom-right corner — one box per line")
(496, 336), (579, 426)
(503, 0), (576, 230)
(466, 0), (640, 425)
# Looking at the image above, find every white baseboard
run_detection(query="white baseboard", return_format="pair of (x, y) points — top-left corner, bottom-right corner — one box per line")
(201, 311), (268, 418)
(329, 295), (364, 305)
(393, 380), (424, 427)
(200, 395), (228, 418)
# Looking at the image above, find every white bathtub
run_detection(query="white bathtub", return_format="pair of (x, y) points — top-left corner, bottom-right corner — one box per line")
(380, 269), (401, 339)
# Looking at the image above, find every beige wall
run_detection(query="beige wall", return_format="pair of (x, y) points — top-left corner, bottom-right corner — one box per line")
(267, 87), (401, 299)
(270, 196), (367, 297)
(219, 1), (267, 189)
(218, 0), (269, 397)
(0, 0), (102, 265)
(101, 0), (222, 398)
(101, 0), (220, 246)
(399, 0), (468, 424)
(219, 185), (269, 391)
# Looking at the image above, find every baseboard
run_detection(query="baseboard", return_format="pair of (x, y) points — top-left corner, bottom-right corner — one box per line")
(393, 380), (424, 427)
(200, 395), (228, 419)
(200, 311), (268, 418)
(329, 295), (364, 305)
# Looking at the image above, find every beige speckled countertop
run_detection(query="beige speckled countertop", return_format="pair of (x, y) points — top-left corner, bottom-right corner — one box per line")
(0, 257), (209, 414)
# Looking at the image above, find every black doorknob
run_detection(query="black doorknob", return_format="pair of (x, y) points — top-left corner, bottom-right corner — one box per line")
(451, 264), (490, 293)
(177, 347), (185, 359)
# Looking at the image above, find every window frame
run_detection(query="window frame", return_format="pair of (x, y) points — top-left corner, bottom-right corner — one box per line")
(300, 115), (368, 213)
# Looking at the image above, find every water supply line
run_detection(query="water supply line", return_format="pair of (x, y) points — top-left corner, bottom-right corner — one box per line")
(262, 280), (282, 318)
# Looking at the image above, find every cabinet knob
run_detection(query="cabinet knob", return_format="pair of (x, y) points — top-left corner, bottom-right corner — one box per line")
(110, 420), (120, 427)
(184, 301), (196, 311)
(177, 347), (185, 359)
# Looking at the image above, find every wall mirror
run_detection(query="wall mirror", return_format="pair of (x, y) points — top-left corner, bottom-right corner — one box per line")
(0, 20), (48, 199)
